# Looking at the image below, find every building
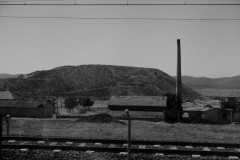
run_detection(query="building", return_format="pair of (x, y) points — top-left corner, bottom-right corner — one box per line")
(0, 91), (14, 99)
(202, 108), (232, 124)
(108, 96), (167, 111)
(0, 99), (53, 118)
(186, 107), (211, 123)
(221, 97), (238, 110)
(185, 107), (232, 124)
(232, 109), (240, 122)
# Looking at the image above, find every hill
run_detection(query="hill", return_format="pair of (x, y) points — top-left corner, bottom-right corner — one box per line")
(181, 75), (240, 89)
(0, 65), (202, 100)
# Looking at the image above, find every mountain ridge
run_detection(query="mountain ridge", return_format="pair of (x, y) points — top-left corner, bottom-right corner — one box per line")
(180, 75), (240, 89)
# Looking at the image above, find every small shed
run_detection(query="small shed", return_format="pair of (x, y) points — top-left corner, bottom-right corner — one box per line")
(108, 96), (167, 111)
(185, 107), (211, 123)
(184, 104), (232, 124)
(202, 108), (232, 124)
(231, 109), (240, 122)
(221, 97), (237, 110)
(0, 99), (53, 118)
(0, 91), (14, 99)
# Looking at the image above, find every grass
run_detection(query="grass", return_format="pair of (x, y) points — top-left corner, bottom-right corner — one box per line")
(3, 118), (240, 144)
(3, 100), (240, 144)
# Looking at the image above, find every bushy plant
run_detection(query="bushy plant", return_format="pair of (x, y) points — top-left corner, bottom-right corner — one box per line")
(79, 97), (94, 111)
(64, 97), (78, 113)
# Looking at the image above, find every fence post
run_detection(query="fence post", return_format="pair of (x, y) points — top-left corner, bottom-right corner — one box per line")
(6, 115), (10, 136)
(125, 109), (131, 160)
(0, 115), (2, 159)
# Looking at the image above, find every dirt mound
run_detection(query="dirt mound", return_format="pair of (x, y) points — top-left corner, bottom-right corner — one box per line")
(1, 64), (203, 100)
(77, 113), (118, 123)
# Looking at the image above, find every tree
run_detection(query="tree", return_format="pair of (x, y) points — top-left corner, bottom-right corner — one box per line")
(79, 97), (94, 111)
(64, 97), (78, 113)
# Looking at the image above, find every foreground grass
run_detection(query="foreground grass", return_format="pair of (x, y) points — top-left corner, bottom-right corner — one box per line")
(3, 118), (240, 144)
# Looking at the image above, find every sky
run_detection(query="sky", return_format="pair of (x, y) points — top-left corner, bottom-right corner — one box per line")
(0, 0), (240, 78)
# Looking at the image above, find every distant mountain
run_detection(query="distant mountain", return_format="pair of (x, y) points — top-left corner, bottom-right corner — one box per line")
(0, 65), (202, 99)
(181, 75), (240, 89)
(0, 73), (19, 79)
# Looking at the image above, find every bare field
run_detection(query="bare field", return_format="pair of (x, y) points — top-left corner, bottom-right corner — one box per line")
(3, 118), (240, 144)
(4, 99), (237, 144)
(196, 88), (240, 97)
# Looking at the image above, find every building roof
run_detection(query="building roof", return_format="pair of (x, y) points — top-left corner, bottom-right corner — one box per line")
(0, 99), (49, 108)
(108, 96), (166, 107)
(0, 91), (14, 99)
(184, 107), (212, 112)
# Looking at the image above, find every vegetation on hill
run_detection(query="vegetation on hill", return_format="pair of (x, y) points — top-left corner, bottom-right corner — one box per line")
(0, 65), (202, 100)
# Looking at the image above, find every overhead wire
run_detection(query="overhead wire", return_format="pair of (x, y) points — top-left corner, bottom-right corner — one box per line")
(0, 3), (240, 5)
(0, 0), (240, 6)
(0, 1), (239, 21)
(0, 15), (240, 20)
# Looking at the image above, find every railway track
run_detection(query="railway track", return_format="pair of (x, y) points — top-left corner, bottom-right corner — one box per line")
(2, 136), (240, 158)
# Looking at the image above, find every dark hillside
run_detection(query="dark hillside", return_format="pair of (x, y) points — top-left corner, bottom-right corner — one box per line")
(0, 65), (202, 100)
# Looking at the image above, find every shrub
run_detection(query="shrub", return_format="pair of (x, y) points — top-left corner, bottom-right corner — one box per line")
(79, 97), (94, 111)
(64, 97), (78, 113)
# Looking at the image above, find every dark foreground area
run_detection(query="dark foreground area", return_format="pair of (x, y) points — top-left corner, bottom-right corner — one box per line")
(1, 149), (232, 160)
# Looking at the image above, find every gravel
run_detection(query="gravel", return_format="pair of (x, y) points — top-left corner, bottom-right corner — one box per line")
(2, 140), (238, 152)
(2, 149), (232, 160)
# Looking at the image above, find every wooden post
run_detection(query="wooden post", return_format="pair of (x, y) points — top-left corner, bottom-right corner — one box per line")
(125, 109), (131, 160)
(0, 115), (2, 159)
(6, 115), (10, 136)
(56, 96), (59, 114)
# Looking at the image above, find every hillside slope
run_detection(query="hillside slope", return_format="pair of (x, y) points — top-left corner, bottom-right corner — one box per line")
(0, 65), (202, 99)
(181, 75), (240, 89)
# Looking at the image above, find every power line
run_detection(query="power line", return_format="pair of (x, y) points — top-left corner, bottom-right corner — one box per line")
(1, 0), (240, 5)
(0, 3), (240, 5)
(0, 15), (240, 20)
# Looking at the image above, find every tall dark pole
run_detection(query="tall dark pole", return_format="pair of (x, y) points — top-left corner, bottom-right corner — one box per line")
(176, 39), (182, 110)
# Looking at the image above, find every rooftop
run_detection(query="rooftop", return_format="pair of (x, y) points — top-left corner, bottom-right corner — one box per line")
(0, 99), (49, 108)
(108, 96), (166, 107)
(0, 91), (14, 99)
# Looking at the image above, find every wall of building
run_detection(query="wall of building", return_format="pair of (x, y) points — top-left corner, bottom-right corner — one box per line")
(202, 109), (232, 124)
(43, 103), (53, 118)
(0, 104), (53, 118)
(188, 111), (203, 122)
(233, 110), (240, 122)
(0, 107), (43, 118)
